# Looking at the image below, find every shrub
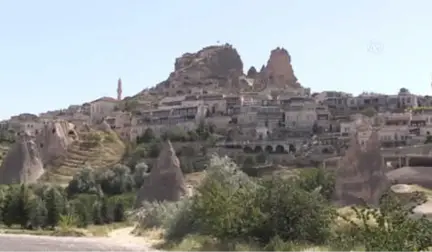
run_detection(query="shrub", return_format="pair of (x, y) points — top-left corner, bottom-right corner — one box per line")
(97, 164), (135, 195)
(66, 168), (99, 196)
(335, 192), (432, 251)
(164, 155), (334, 246)
(296, 168), (335, 201)
(136, 201), (186, 229)
(253, 178), (335, 244)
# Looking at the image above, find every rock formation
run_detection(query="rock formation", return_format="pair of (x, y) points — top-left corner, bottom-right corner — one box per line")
(151, 44), (245, 95)
(36, 120), (78, 165)
(97, 120), (113, 133)
(256, 47), (301, 90)
(135, 140), (187, 207)
(0, 131), (44, 184)
(334, 130), (390, 206)
(246, 66), (258, 78)
(387, 166), (432, 188)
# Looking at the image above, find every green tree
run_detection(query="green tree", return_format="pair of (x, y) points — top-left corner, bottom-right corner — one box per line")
(28, 197), (48, 229)
(148, 142), (161, 158)
(73, 201), (91, 228)
(336, 192), (432, 251)
(133, 162), (149, 188)
(16, 184), (32, 228)
(100, 197), (113, 224)
(98, 164), (134, 195)
(66, 168), (98, 196)
(92, 201), (103, 225)
(44, 187), (66, 228)
(139, 128), (156, 143)
(113, 202), (126, 222)
(297, 168), (335, 201)
(2, 186), (20, 227)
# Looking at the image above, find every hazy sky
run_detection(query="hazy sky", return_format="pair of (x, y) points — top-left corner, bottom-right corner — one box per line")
(1, 0), (432, 119)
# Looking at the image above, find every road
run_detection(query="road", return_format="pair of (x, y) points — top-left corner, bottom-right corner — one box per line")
(0, 233), (156, 251)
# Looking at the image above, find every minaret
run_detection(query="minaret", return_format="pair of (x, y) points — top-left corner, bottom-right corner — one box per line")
(117, 78), (122, 101)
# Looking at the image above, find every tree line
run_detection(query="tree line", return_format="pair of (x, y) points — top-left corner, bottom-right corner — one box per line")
(137, 155), (432, 251)
(0, 163), (146, 230)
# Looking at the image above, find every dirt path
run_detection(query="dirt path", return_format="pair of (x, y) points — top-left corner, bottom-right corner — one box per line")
(0, 233), (154, 251)
(108, 226), (163, 248)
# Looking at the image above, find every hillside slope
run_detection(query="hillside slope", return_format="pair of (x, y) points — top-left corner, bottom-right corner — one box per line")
(41, 130), (125, 184)
(0, 142), (11, 165)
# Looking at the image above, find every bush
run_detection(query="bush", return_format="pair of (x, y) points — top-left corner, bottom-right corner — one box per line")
(296, 168), (335, 201)
(97, 164), (135, 195)
(335, 192), (432, 251)
(66, 168), (99, 196)
(136, 201), (187, 229)
(162, 156), (334, 245)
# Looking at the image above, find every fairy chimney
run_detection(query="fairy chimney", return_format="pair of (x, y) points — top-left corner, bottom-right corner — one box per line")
(135, 140), (187, 207)
(334, 130), (390, 206)
(0, 131), (44, 184)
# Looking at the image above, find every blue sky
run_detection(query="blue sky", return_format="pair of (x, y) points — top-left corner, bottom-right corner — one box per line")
(1, 0), (432, 120)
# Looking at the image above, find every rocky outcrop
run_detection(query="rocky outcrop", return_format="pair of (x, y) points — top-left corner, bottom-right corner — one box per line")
(97, 120), (113, 133)
(135, 140), (187, 207)
(152, 44), (245, 95)
(246, 66), (258, 78)
(387, 166), (432, 188)
(334, 130), (390, 206)
(36, 120), (78, 165)
(0, 132), (44, 184)
(257, 47), (301, 89)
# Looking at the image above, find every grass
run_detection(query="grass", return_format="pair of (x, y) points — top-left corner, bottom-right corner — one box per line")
(0, 221), (131, 237)
(154, 234), (333, 251)
(84, 221), (132, 237)
(41, 130), (125, 184)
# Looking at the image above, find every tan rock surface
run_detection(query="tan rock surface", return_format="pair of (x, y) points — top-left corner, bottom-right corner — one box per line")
(258, 47), (301, 89)
(0, 132), (44, 184)
(334, 130), (390, 206)
(150, 44), (244, 95)
(135, 140), (187, 207)
(36, 120), (78, 165)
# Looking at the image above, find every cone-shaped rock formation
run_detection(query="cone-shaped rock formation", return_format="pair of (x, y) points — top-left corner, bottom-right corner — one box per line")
(36, 120), (78, 165)
(0, 132), (44, 184)
(334, 130), (390, 206)
(135, 140), (187, 207)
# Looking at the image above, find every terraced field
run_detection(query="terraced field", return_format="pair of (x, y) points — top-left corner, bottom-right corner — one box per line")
(41, 131), (125, 185)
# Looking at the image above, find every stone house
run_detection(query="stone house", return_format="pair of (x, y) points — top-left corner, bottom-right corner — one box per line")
(129, 104), (206, 142)
(284, 99), (317, 131)
(90, 97), (118, 124)
(224, 95), (243, 115)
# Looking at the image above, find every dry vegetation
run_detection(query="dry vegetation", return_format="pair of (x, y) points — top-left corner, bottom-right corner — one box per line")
(41, 130), (125, 184)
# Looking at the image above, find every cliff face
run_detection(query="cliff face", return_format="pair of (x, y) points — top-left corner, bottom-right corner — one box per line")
(0, 132), (44, 184)
(136, 44), (304, 97)
(36, 120), (78, 165)
(152, 44), (245, 95)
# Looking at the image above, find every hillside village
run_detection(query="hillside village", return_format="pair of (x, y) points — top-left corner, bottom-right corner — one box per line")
(2, 44), (432, 250)
(1, 44), (432, 175)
